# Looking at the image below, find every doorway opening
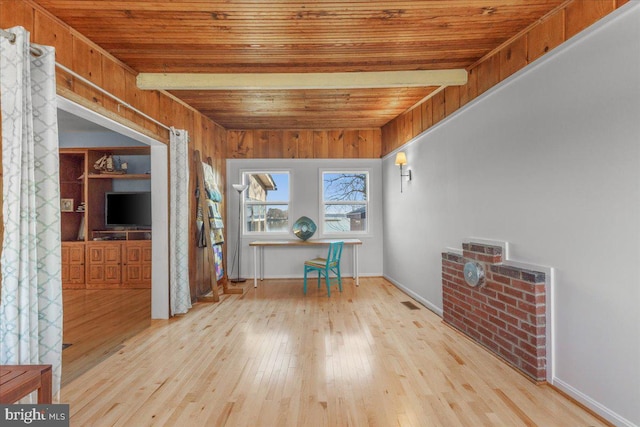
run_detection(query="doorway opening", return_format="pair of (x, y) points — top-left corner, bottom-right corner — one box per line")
(57, 97), (169, 386)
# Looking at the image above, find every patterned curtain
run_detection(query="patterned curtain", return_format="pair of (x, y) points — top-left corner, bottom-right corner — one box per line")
(0, 27), (63, 396)
(169, 129), (191, 315)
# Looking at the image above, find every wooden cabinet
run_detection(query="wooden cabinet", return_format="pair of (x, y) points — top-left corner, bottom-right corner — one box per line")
(85, 241), (151, 289)
(122, 241), (153, 287)
(59, 147), (152, 289)
(59, 151), (86, 242)
(86, 242), (122, 288)
(60, 147), (151, 243)
(61, 242), (85, 289)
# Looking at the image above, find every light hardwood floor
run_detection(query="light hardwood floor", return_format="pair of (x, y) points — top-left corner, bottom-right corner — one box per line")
(62, 289), (151, 387)
(61, 278), (607, 426)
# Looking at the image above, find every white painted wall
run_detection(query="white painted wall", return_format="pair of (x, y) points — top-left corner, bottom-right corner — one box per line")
(58, 130), (146, 147)
(382, 4), (640, 426)
(227, 158), (384, 280)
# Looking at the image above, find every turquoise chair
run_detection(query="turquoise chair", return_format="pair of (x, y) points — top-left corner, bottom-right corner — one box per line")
(303, 241), (344, 296)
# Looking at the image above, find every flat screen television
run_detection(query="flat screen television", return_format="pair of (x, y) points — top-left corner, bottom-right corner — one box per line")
(105, 192), (152, 229)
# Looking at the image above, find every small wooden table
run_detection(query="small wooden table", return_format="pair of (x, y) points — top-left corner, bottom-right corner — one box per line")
(0, 365), (52, 404)
(249, 239), (362, 288)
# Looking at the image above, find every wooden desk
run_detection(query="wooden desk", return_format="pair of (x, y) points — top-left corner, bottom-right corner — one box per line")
(0, 365), (52, 404)
(249, 239), (362, 288)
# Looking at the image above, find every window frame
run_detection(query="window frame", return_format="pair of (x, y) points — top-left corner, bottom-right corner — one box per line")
(240, 169), (291, 236)
(319, 169), (370, 236)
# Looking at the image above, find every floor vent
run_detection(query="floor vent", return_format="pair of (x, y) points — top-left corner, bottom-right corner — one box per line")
(401, 301), (420, 310)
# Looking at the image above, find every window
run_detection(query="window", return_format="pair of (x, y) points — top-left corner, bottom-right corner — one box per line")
(321, 171), (369, 234)
(242, 171), (289, 233)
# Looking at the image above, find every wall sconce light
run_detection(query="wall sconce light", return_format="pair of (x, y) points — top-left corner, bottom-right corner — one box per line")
(395, 151), (412, 193)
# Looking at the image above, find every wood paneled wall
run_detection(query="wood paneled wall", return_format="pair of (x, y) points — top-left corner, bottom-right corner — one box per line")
(227, 129), (382, 159)
(381, 0), (629, 155)
(0, 0), (627, 302)
(0, 0), (225, 300)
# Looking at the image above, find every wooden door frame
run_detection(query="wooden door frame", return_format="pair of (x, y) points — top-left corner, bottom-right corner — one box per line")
(57, 96), (170, 319)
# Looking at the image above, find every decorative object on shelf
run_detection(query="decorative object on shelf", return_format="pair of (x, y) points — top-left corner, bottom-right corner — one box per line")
(293, 216), (317, 241)
(394, 151), (412, 193)
(463, 261), (485, 287)
(231, 183), (249, 283)
(77, 217), (85, 241)
(94, 154), (112, 171)
(60, 198), (74, 212)
(94, 154), (126, 174)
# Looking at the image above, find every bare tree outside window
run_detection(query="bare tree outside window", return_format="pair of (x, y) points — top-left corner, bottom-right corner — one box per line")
(322, 171), (369, 233)
(324, 173), (367, 201)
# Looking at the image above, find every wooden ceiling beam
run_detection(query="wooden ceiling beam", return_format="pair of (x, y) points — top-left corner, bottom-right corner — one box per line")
(137, 69), (467, 91)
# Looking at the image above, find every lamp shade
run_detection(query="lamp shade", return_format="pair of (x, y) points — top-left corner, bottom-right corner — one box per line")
(232, 183), (249, 193)
(395, 151), (407, 166)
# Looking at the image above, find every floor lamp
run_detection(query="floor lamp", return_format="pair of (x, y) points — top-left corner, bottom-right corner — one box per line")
(230, 183), (249, 282)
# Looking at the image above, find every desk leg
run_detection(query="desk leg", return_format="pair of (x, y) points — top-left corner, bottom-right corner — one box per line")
(253, 246), (258, 288)
(354, 245), (360, 286)
(352, 247), (356, 280)
(260, 247), (264, 281)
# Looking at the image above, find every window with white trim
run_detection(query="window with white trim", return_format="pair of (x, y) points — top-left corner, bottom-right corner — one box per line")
(242, 171), (290, 233)
(321, 171), (369, 234)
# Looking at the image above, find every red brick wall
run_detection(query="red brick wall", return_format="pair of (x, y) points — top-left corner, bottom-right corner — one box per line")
(442, 243), (547, 382)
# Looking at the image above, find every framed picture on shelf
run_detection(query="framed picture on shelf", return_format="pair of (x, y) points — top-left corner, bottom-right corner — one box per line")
(60, 198), (74, 212)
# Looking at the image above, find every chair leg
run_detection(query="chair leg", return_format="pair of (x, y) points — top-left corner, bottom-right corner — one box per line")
(337, 265), (342, 292)
(325, 268), (331, 297)
(303, 267), (308, 294)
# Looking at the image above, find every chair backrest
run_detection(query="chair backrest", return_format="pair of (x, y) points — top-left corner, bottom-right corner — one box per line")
(326, 241), (344, 267)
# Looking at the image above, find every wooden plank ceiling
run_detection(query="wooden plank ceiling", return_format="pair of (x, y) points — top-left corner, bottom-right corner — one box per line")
(34, 0), (566, 130)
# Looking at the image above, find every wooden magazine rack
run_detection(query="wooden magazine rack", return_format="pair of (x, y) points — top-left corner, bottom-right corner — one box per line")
(194, 151), (243, 301)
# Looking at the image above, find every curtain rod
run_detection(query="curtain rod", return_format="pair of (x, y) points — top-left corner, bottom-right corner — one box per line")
(1, 28), (172, 134)
(55, 63), (172, 133)
(0, 28), (43, 57)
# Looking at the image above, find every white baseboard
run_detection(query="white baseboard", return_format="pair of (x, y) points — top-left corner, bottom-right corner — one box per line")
(249, 272), (382, 280)
(383, 275), (443, 317)
(552, 377), (637, 427)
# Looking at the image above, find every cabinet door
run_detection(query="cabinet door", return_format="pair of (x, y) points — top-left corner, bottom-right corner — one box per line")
(86, 242), (121, 288)
(62, 243), (85, 289)
(122, 241), (152, 288)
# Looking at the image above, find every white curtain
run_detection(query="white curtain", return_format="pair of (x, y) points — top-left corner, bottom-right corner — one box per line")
(169, 128), (191, 315)
(0, 27), (63, 396)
